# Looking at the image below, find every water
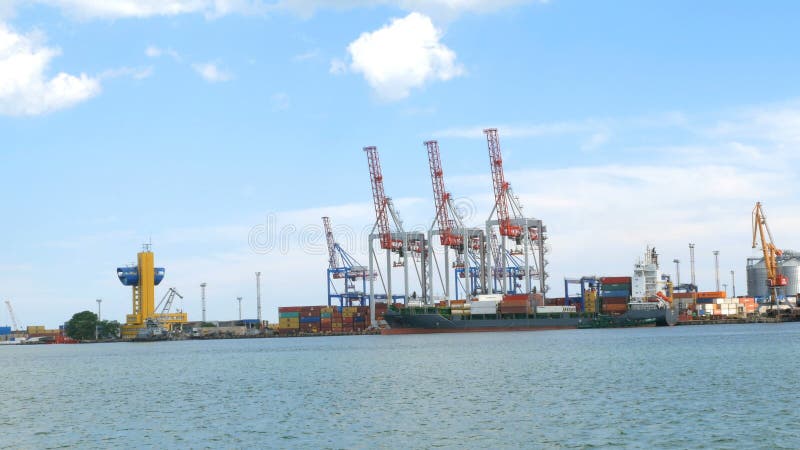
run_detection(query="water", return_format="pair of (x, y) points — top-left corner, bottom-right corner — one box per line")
(2, 323), (800, 449)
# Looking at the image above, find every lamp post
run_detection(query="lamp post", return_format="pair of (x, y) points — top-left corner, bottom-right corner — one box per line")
(731, 270), (736, 298)
(673, 259), (680, 286)
(96, 298), (102, 340)
(237, 297), (242, 321)
(713, 250), (720, 292)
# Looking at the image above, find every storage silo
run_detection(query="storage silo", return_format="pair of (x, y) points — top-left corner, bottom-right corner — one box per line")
(746, 251), (800, 299)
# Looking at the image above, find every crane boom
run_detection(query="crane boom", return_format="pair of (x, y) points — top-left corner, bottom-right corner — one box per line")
(484, 128), (522, 238)
(426, 140), (463, 248)
(5, 300), (19, 331)
(364, 146), (402, 251)
(752, 202), (787, 303)
(322, 216), (340, 269)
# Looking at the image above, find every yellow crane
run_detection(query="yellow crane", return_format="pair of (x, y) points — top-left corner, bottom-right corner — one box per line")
(752, 202), (787, 305)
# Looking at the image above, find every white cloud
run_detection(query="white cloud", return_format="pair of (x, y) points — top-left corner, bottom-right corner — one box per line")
(272, 0), (546, 20)
(329, 58), (347, 75)
(345, 12), (464, 101)
(192, 62), (233, 82)
(292, 49), (318, 62)
(271, 92), (290, 111)
(0, 22), (100, 116)
(145, 45), (182, 61)
(29, 0), (266, 19)
(99, 66), (154, 80)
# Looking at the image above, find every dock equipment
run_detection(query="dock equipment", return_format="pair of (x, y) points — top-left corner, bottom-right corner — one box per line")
(752, 202), (787, 305)
(483, 128), (548, 297)
(424, 140), (486, 302)
(117, 245), (187, 339)
(323, 216), (372, 306)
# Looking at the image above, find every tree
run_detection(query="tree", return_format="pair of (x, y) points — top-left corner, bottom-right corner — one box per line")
(65, 310), (98, 341)
(65, 311), (121, 341)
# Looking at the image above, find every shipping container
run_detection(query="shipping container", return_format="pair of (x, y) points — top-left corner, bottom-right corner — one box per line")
(600, 283), (632, 292)
(279, 312), (300, 319)
(696, 291), (727, 299)
(601, 297), (629, 305)
(601, 276), (632, 284)
(600, 289), (630, 298)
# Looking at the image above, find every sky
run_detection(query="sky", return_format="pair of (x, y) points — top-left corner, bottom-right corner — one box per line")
(1, 0), (799, 328)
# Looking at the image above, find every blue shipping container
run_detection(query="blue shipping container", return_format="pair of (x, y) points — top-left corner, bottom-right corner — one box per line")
(0, 326), (11, 336)
(300, 317), (320, 324)
(354, 317), (365, 323)
(601, 290), (630, 298)
(696, 298), (714, 304)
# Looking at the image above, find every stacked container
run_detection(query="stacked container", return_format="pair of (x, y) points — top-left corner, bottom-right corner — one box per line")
(278, 307), (301, 332)
(470, 299), (500, 316)
(600, 276), (632, 315)
(499, 294), (532, 315)
(450, 300), (471, 317)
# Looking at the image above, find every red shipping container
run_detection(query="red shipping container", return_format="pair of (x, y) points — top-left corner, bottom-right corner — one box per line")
(601, 277), (632, 284)
(601, 297), (628, 305)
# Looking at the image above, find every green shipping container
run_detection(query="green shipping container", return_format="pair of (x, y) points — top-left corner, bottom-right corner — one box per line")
(601, 283), (631, 292)
(279, 312), (300, 319)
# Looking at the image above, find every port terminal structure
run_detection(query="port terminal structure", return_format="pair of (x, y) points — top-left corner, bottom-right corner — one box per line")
(364, 146), (428, 325)
(424, 139), (487, 303)
(117, 245), (187, 339)
(323, 216), (372, 307)
(483, 128), (548, 297)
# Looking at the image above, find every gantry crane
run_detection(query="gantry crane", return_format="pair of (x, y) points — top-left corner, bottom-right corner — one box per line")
(323, 216), (370, 306)
(752, 202), (787, 305)
(483, 128), (548, 296)
(5, 300), (19, 331)
(364, 146), (427, 323)
(425, 140), (485, 301)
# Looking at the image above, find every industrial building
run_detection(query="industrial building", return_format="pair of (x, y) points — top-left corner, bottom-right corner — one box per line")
(117, 245), (188, 340)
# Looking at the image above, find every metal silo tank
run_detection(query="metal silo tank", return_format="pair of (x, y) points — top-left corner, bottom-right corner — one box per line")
(778, 258), (800, 297)
(746, 258), (768, 299)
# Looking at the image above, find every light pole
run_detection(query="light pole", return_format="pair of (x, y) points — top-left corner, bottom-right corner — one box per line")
(713, 250), (720, 292)
(201, 283), (207, 323)
(237, 297), (242, 321)
(96, 298), (102, 340)
(689, 243), (696, 288)
(256, 272), (262, 328)
(731, 270), (736, 298)
(673, 259), (681, 286)
(722, 283), (728, 297)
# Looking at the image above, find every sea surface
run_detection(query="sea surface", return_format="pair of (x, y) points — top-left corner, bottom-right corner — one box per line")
(2, 323), (800, 449)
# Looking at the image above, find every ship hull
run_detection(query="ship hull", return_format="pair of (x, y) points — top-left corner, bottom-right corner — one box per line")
(383, 307), (677, 334)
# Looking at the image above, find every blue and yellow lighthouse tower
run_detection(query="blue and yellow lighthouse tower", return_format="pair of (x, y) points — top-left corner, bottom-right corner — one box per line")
(118, 245), (187, 339)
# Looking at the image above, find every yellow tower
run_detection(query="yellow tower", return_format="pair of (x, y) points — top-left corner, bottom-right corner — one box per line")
(118, 246), (187, 339)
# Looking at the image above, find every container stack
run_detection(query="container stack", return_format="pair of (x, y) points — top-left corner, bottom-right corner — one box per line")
(450, 300), (471, 317)
(470, 298), (500, 316)
(278, 305), (376, 334)
(499, 294), (532, 315)
(278, 307), (301, 332)
(299, 306), (321, 333)
(600, 276), (632, 314)
(738, 297), (757, 314)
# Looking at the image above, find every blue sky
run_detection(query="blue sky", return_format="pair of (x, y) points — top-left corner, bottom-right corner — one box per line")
(1, 0), (799, 327)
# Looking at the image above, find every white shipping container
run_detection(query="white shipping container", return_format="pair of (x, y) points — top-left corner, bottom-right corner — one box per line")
(536, 306), (577, 314)
(477, 294), (504, 303)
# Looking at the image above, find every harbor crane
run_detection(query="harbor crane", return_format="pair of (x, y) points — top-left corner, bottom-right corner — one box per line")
(364, 146), (427, 324)
(425, 140), (485, 301)
(483, 128), (548, 296)
(5, 300), (19, 331)
(752, 202), (787, 305)
(323, 216), (370, 306)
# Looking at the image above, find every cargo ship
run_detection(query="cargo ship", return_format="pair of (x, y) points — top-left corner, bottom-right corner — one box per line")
(382, 247), (678, 334)
(382, 303), (676, 333)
